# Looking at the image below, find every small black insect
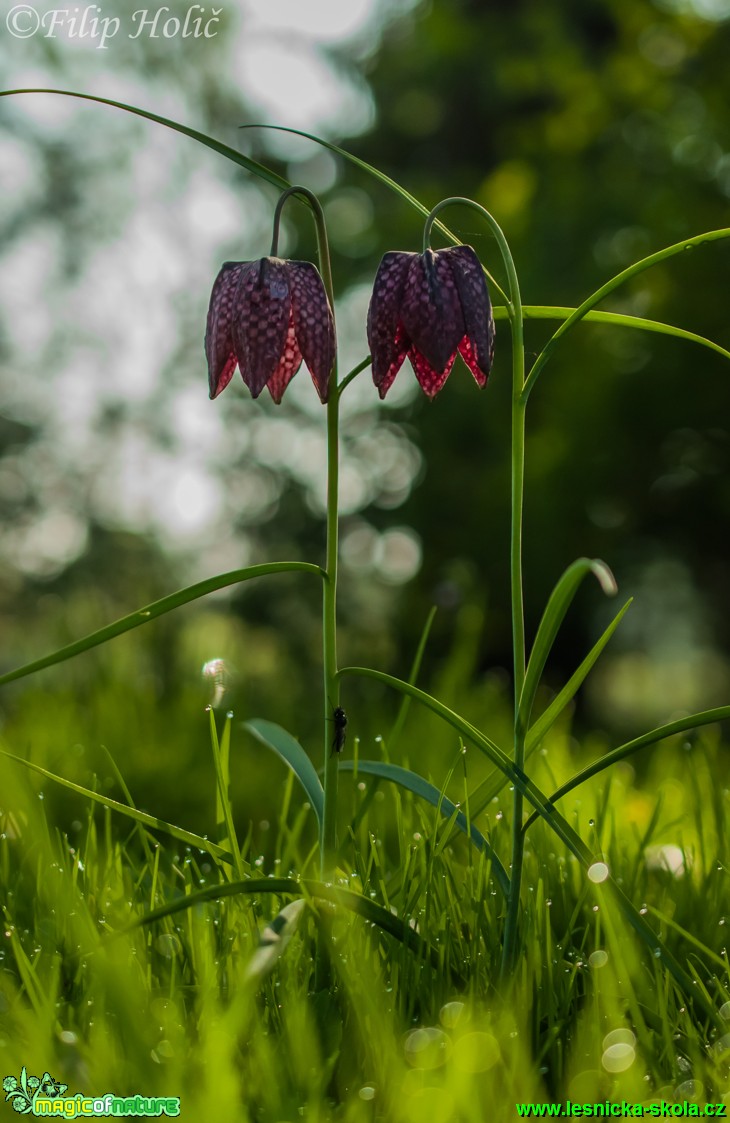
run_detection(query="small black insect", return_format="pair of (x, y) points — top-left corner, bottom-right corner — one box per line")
(331, 706), (348, 756)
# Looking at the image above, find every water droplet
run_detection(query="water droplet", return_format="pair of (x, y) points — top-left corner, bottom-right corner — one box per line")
(358, 1086), (376, 1101)
(587, 862), (609, 884)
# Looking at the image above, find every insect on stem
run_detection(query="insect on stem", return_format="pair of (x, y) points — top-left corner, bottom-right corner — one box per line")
(330, 706), (347, 756)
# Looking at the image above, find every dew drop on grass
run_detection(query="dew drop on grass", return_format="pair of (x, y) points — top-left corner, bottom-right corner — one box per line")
(589, 949), (609, 969)
(358, 1086), (376, 1101)
(602, 1043), (635, 1073)
(675, 1079), (703, 1101)
(720, 1002), (730, 1021)
(587, 862), (609, 883)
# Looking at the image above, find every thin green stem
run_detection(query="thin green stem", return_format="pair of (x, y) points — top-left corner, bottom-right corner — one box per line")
(422, 196), (526, 978)
(321, 385), (340, 880)
(338, 355), (372, 396)
(502, 272), (527, 982)
(271, 185), (340, 886)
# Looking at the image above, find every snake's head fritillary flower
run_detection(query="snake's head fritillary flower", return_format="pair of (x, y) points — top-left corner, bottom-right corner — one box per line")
(205, 257), (335, 404)
(367, 245), (494, 399)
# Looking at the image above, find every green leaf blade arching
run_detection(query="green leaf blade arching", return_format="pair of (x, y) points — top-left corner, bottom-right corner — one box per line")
(526, 597), (633, 753)
(339, 759), (510, 898)
(517, 558), (617, 742)
(245, 720), (324, 830)
(0, 562), (322, 688)
(0, 88), (289, 189)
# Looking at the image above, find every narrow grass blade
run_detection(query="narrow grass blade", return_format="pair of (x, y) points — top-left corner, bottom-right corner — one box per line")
(209, 710), (245, 879)
(388, 605), (437, 751)
(516, 559), (617, 741)
(0, 89), (288, 189)
(0, 748), (234, 862)
(519, 306), (730, 366)
(97, 743), (155, 869)
(525, 597), (633, 752)
(123, 875), (459, 980)
(467, 597), (632, 820)
(339, 759), (509, 897)
(0, 562), (322, 688)
(522, 228), (730, 402)
(240, 124), (509, 304)
(244, 898), (308, 984)
(245, 720), (324, 830)
(524, 705), (730, 833)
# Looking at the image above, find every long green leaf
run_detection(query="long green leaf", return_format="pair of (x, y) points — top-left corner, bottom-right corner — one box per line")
(245, 720), (324, 830)
(525, 598), (633, 753)
(516, 559), (617, 742)
(522, 229), (730, 401)
(338, 664), (614, 872)
(339, 759), (509, 897)
(387, 605), (437, 751)
(209, 710), (245, 878)
(0, 88), (288, 189)
(524, 705), (730, 834)
(467, 598), (632, 821)
(0, 562), (322, 688)
(338, 664), (710, 1013)
(519, 306), (730, 366)
(123, 875), (457, 978)
(0, 748), (234, 862)
(240, 124), (509, 304)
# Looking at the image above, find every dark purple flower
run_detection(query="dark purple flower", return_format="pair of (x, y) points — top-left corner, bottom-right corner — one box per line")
(367, 245), (494, 399)
(205, 257), (335, 404)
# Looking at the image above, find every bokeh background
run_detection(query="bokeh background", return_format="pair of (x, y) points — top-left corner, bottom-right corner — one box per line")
(1, 0), (729, 834)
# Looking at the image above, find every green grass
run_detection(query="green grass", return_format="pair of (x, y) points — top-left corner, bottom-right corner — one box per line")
(1, 663), (729, 1119)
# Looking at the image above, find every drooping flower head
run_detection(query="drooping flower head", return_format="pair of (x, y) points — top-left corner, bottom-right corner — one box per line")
(205, 256), (335, 404)
(367, 245), (494, 399)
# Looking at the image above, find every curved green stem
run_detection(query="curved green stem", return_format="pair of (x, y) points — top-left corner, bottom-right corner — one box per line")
(423, 197), (526, 978)
(321, 387), (340, 879)
(337, 355), (372, 397)
(272, 185), (340, 884)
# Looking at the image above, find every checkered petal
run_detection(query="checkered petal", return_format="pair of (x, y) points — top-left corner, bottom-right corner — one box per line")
(205, 262), (249, 400)
(232, 258), (292, 399)
(367, 252), (413, 397)
(400, 250), (465, 378)
(447, 245), (494, 384)
(267, 316), (304, 404)
(288, 261), (335, 403)
(409, 346), (457, 399)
